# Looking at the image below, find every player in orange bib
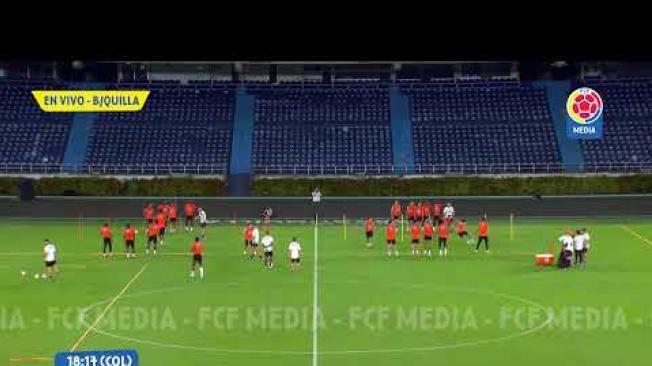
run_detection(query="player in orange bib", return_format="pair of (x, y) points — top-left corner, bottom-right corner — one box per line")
(123, 224), (137, 259)
(244, 222), (254, 257)
(190, 237), (204, 279)
(456, 219), (470, 245)
(433, 202), (443, 224)
(386, 220), (398, 257)
(422, 201), (432, 223)
(415, 203), (423, 225)
(476, 217), (489, 253)
(423, 219), (434, 257)
(391, 201), (402, 221)
(156, 211), (167, 247)
(438, 221), (449, 257)
(407, 202), (416, 222)
(146, 220), (159, 255)
(100, 223), (113, 258)
(410, 222), (421, 256)
(143, 203), (155, 228)
(364, 218), (375, 248)
(167, 202), (178, 233)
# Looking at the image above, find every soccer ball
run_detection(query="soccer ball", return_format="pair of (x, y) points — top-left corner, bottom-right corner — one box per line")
(571, 90), (602, 121)
(41, 273), (47, 279)
(34, 274), (40, 279)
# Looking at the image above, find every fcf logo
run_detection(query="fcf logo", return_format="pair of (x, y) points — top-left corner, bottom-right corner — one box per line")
(566, 87), (604, 139)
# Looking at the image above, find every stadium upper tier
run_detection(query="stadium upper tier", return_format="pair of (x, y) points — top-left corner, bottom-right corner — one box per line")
(578, 78), (652, 164)
(0, 81), (72, 164)
(86, 83), (235, 166)
(249, 84), (393, 173)
(0, 78), (650, 175)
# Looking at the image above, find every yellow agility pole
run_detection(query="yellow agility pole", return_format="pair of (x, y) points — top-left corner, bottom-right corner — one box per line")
(343, 213), (347, 241)
(401, 214), (404, 243)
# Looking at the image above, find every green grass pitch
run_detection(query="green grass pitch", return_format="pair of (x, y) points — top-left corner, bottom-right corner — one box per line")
(1, 217), (652, 366)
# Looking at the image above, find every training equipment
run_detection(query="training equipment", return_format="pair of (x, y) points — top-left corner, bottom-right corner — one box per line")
(33, 274), (39, 279)
(535, 254), (555, 267)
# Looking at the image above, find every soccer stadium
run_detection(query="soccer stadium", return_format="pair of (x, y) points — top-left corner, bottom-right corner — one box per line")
(1, 60), (651, 366)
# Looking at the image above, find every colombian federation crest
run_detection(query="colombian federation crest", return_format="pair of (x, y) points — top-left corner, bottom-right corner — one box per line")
(566, 87), (604, 139)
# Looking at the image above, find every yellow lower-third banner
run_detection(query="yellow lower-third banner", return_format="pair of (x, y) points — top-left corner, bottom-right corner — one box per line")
(31, 90), (150, 112)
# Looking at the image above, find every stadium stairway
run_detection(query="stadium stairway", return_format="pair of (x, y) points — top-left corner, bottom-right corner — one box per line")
(227, 86), (255, 196)
(541, 80), (584, 172)
(389, 86), (415, 174)
(62, 82), (104, 173)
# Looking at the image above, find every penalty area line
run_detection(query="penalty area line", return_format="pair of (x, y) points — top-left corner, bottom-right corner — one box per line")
(69, 262), (149, 351)
(620, 225), (652, 248)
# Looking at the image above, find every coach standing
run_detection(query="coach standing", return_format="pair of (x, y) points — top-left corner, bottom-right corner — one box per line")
(311, 187), (322, 219)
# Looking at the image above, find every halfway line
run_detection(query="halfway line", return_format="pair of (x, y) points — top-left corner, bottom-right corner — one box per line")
(620, 225), (652, 248)
(69, 262), (149, 351)
(312, 214), (319, 366)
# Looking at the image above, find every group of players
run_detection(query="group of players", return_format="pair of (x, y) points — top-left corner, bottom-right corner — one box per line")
(96, 201), (209, 278)
(557, 228), (591, 269)
(241, 217), (303, 271)
(363, 201), (491, 258)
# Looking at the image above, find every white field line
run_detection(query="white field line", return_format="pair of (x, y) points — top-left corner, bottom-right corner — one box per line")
(69, 262), (149, 351)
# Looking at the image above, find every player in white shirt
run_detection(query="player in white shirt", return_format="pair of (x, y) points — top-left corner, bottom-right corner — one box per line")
(261, 231), (275, 269)
(288, 237), (302, 271)
(581, 228), (591, 265)
(43, 239), (58, 280)
(557, 231), (574, 269)
(197, 208), (207, 237)
(443, 203), (455, 226)
(573, 229), (587, 267)
(252, 226), (261, 258)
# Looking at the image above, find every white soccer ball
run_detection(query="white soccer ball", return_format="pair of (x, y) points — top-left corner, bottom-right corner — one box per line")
(34, 274), (40, 279)
(41, 273), (47, 279)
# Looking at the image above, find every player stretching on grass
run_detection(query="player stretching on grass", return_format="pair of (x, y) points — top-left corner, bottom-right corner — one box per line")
(386, 220), (399, 257)
(476, 217), (489, 253)
(190, 237), (204, 279)
(423, 219), (434, 257)
(261, 231), (275, 269)
(100, 223), (113, 258)
(410, 221), (421, 256)
(365, 217), (375, 248)
(124, 224), (137, 259)
(146, 220), (159, 255)
(288, 237), (302, 271)
(43, 239), (58, 280)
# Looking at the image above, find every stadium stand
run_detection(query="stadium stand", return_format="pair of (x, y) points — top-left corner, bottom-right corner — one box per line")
(579, 78), (652, 164)
(403, 80), (561, 172)
(0, 80), (72, 164)
(1, 76), (650, 176)
(84, 83), (235, 173)
(249, 84), (393, 174)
